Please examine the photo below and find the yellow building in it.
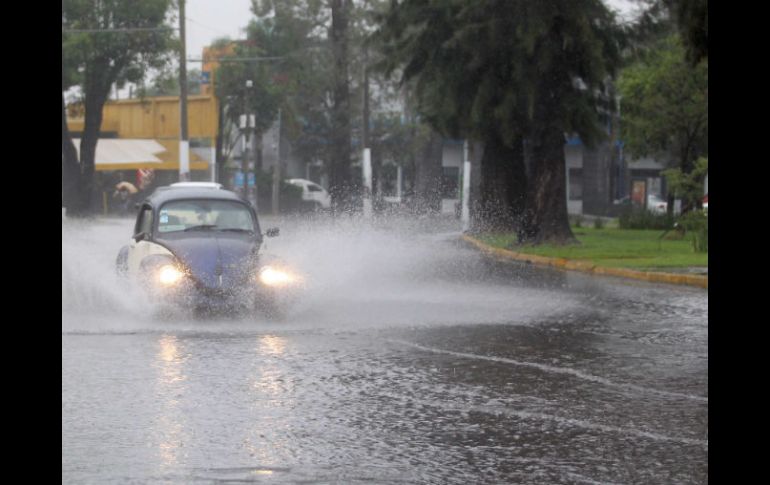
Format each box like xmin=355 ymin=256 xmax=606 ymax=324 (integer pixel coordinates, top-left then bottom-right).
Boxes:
xmin=66 ymin=94 xmax=218 ymax=173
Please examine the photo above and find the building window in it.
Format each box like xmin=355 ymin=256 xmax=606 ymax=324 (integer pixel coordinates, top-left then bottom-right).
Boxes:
xmin=569 ymin=168 xmax=583 ymax=200
xmin=441 ymin=167 xmax=460 ymax=198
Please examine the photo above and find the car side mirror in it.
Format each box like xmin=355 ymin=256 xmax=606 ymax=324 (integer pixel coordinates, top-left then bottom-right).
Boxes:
xmin=133 ymin=232 xmax=146 ymax=242
xmin=265 ymin=227 xmax=280 ymax=238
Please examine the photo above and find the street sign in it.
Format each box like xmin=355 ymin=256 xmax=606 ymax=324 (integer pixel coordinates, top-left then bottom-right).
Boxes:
xmin=239 ymin=114 xmax=256 ymax=129
xmin=234 ymin=172 xmax=255 ymax=187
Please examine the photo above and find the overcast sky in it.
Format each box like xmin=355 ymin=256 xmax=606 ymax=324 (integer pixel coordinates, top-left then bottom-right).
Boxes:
xmin=183 ymin=0 xmax=643 ymax=61
xmin=185 ymin=0 xmax=253 ymax=60
xmin=95 ymin=0 xmax=643 ymax=100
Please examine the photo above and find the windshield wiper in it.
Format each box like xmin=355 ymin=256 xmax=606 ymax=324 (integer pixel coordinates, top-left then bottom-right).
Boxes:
xmin=184 ymin=224 xmax=218 ymax=232
xmin=218 ymin=228 xmax=254 ymax=234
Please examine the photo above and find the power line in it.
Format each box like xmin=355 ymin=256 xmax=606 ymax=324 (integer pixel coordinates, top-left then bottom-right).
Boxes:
xmin=186 ymin=16 xmax=231 ymax=37
xmin=62 ymin=27 xmax=177 ymax=33
xmin=187 ymin=57 xmax=286 ymax=63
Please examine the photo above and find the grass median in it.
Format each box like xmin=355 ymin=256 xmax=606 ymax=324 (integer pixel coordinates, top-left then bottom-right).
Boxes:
xmin=477 ymin=226 xmax=708 ymax=271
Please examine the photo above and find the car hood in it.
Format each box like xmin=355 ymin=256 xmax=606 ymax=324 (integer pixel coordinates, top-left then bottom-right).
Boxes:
xmin=156 ymin=233 xmax=260 ymax=290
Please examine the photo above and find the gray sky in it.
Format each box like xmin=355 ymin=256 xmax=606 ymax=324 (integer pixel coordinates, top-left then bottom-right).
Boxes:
xmin=96 ymin=0 xmax=642 ymax=101
xmin=185 ymin=0 xmax=253 ymax=61
xmin=183 ymin=0 xmax=642 ymax=62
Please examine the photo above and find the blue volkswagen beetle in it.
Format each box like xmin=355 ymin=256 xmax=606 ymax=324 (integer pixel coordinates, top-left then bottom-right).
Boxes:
xmin=116 ymin=185 xmax=302 ymax=318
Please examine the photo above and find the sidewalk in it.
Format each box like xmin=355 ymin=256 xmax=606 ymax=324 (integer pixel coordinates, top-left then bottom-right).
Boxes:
xmin=461 ymin=234 xmax=708 ymax=289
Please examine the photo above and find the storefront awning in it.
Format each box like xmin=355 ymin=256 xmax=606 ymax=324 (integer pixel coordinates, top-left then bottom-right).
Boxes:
xmin=73 ymin=138 xmax=210 ymax=171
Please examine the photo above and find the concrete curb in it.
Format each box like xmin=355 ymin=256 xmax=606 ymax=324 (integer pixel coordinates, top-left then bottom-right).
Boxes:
xmin=461 ymin=234 xmax=708 ymax=289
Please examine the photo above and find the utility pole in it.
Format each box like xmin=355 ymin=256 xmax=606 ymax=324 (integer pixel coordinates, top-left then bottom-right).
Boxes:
xmin=243 ymin=80 xmax=254 ymax=207
xmin=362 ymin=46 xmax=370 ymax=151
xmin=362 ymin=45 xmax=372 ymax=218
xmin=462 ymin=140 xmax=471 ymax=232
xmin=272 ymin=108 xmax=282 ymax=215
xmin=362 ymin=148 xmax=372 ymax=218
xmin=178 ymin=0 xmax=190 ymax=181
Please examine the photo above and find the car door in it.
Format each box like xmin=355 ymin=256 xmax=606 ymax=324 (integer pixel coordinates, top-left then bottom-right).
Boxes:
xmin=127 ymin=204 xmax=172 ymax=277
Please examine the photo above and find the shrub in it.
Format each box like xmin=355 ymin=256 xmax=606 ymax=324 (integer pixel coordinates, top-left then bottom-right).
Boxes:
xmin=572 ymin=215 xmax=583 ymax=228
xmin=593 ymin=217 xmax=605 ymax=229
xmin=619 ymin=209 xmax=676 ymax=230
xmin=677 ymin=210 xmax=708 ymax=252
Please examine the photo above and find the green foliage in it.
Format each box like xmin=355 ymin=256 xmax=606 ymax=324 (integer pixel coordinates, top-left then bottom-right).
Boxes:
xmin=618 ymin=35 xmax=707 ymax=171
xmin=593 ymin=218 xmax=605 ymax=230
xmin=676 ymin=209 xmax=708 ymax=252
xmin=480 ymin=226 xmax=708 ymax=270
xmin=376 ymin=0 xmax=622 ymax=148
xmin=572 ymin=215 xmax=583 ymax=228
xmin=62 ymin=0 xmax=176 ymax=94
xmin=213 ymin=20 xmax=288 ymax=136
xmin=136 ymin=68 xmax=202 ymax=97
xmin=62 ymin=0 xmax=176 ymax=215
xmin=662 ymin=156 xmax=707 ymax=208
xmin=662 ymin=0 xmax=708 ymax=65
xmin=375 ymin=0 xmax=622 ymax=243
xmin=217 ymin=1 xmax=399 ymax=177
xmin=619 ymin=209 xmax=676 ymax=230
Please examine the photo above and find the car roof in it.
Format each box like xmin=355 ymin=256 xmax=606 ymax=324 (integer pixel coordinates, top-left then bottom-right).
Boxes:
xmin=169 ymin=182 xmax=223 ymax=189
xmin=145 ymin=186 xmax=248 ymax=208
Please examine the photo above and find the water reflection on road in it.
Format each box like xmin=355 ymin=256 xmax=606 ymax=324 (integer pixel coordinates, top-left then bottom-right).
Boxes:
xmin=62 ymin=215 xmax=707 ymax=484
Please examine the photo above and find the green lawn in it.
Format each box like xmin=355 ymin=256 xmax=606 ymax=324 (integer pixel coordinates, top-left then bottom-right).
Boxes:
xmin=478 ymin=227 xmax=708 ymax=270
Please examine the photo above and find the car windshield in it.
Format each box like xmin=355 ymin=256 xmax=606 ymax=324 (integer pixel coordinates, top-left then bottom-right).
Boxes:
xmin=157 ymin=200 xmax=254 ymax=234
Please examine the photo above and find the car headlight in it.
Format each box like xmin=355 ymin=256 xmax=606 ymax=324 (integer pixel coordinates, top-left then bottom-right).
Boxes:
xmin=258 ymin=266 xmax=301 ymax=287
xmin=158 ymin=264 xmax=184 ymax=286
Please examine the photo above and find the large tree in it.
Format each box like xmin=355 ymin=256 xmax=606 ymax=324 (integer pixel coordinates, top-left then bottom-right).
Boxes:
xmin=328 ymin=0 xmax=355 ymax=211
xmin=246 ymin=0 xmax=405 ymax=212
xmin=514 ymin=0 xmax=621 ymax=244
xmin=62 ymin=0 xmax=175 ymax=216
xmin=376 ymin=0 xmax=621 ymax=244
xmin=618 ymin=34 xmax=707 ymax=212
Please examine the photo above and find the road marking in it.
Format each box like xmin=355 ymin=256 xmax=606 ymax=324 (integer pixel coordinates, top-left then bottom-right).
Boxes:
xmin=390 ymin=340 xmax=708 ymax=403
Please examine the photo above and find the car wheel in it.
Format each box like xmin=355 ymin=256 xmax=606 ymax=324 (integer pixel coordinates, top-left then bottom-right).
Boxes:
xmin=116 ymin=246 xmax=129 ymax=278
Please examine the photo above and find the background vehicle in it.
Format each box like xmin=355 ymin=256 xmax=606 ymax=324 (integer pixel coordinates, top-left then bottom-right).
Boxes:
xmin=612 ymin=194 xmax=668 ymax=213
xmin=285 ymin=178 xmax=331 ymax=210
xmin=647 ymin=194 xmax=668 ymax=214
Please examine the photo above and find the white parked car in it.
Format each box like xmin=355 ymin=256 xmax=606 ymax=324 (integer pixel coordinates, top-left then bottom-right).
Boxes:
xmin=647 ymin=194 xmax=668 ymax=214
xmin=285 ymin=178 xmax=331 ymax=210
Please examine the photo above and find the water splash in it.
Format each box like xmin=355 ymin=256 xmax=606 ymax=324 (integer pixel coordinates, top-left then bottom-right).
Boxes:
xmin=62 ymin=214 xmax=578 ymax=333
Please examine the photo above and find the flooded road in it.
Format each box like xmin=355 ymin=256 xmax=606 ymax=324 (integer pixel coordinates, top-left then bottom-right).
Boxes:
xmin=62 ymin=215 xmax=707 ymax=484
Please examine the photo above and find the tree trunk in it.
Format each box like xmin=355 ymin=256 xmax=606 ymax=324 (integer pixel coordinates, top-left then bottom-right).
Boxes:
xmin=329 ymin=0 xmax=352 ymax=212
xmin=372 ymin=147 xmax=383 ymax=210
xmin=413 ymin=129 xmax=443 ymax=214
xmin=473 ymin=132 xmax=527 ymax=232
xmin=62 ymin=92 xmax=82 ymax=213
xmin=77 ymin=64 xmax=112 ymax=216
xmin=520 ymin=125 xmax=576 ymax=245
xmin=215 ymin=98 xmax=225 ymax=183
xmin=255 ymin=134 xmax=263 ymax=172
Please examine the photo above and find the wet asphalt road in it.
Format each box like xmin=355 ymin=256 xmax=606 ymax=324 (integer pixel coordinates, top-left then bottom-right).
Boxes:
xmin=62 ymin=215 xmax=707 ymax=484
